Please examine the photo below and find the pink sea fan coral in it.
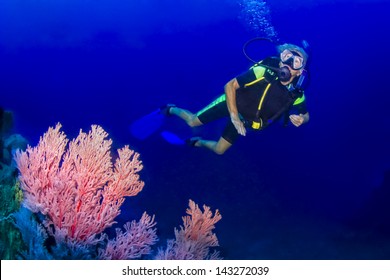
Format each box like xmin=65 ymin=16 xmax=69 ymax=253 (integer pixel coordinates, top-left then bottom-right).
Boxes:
xmin=156 ymin=199 xmax=222 ymax=260
xmin=98 ymin=212 xmax=158 ymax=260
xmin=14 ymin=123 xmax=145 ymax=245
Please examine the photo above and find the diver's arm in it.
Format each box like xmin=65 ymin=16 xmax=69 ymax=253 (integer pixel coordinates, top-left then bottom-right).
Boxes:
xmin=289 ymin=112 xmax=309 ymax=127
xmin=225 ymin=78 xmax=239 ymax=116
xmin=225 ymin=78 xmax=246 ymax=136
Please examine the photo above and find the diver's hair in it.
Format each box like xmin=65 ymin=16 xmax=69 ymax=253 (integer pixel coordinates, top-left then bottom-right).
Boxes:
xmin=277 ymin=43 xmax=309 ymax=66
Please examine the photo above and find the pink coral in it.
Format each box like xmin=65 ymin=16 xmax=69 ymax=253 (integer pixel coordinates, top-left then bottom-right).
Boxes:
xmin=98 ymin=212 xmax=158 ymax=260
xmin=156 ymin=199 xmax=222 ymax=260
xmin=14 ymin=123 xmax=146 ymax=245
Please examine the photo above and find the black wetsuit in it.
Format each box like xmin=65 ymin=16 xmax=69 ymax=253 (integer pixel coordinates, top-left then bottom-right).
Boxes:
xmin=196 ymin=57 xmax=308 ymax=144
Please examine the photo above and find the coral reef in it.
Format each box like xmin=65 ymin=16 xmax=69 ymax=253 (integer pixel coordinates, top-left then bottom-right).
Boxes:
xmin=156 ymin=199 xmax=222 ymax=260
xmin=1 ymin=122 xmax=222 ymax=260
xmin=0 ymin=108 xmax=27 ymax=259
xmin=0 ymin=179 xmax=24 ymax=260
xmin=13 ymin=123 xmax=157 ymax=259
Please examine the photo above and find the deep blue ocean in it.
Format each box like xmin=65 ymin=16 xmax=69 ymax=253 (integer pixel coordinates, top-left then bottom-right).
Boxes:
xmin=1 ymin=0 xmax=390 ymax=259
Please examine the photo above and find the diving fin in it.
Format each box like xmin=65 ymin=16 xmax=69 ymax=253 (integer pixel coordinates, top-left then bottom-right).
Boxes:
xmin=160 ymin=130 xmax=185 ymax=145
xmin=129 ymin=109 xmax=165 ymax=140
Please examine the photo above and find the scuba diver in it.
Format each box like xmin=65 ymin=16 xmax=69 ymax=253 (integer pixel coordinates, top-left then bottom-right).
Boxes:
xmin=161 ymin=42 xmax=310 ymax=155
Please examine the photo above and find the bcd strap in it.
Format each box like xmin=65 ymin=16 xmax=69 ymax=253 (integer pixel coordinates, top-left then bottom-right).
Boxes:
xmin=250 ymin=80 xmax=274 ymax=130
xmin=251 ymin=89 xmax=300 ymax=130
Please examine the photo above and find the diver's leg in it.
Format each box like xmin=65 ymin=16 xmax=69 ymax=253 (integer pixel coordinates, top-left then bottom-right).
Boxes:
xmin=169 ymin=107 xmax=203 ymax=127
xmin=195 ymin=137 xmax=232 ymax=155
xmin=192 ymin=121 xmax=237 ymax=155
xmin=168 ymin=94 xmax=227 ymax=128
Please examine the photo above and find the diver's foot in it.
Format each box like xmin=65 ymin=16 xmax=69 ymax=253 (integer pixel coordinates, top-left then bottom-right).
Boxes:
xmin=160 ymin=104 xmax=177 ymax=116
xmin=185 ymin=137 xmax=202 ymax=147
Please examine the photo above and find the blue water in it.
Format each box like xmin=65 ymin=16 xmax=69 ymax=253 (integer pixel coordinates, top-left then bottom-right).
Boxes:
xmin=1 ymin=0 xmax=390 ymax=259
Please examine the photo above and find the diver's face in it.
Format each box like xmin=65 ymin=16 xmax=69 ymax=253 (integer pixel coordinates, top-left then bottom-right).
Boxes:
xmin=286 ymin=64 xmax=302 ymax=77
xmin=280 ymin=49 xmax=304 ymax=70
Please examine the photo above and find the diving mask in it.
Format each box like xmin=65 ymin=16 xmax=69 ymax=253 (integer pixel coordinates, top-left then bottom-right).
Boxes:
xmin=280 ymin=49 xmax=304 ymax=70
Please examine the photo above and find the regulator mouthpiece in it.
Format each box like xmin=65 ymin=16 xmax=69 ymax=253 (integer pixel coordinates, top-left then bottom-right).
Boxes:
xmin=277 ymin=66 xmax=292 ymax=82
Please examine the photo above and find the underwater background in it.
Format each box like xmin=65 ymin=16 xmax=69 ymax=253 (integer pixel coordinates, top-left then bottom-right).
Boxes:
xmin=1 ymin=0 xmax=390 ymax=259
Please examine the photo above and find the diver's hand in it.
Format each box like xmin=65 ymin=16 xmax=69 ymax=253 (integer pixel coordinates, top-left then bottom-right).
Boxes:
xmin=289 ymin=114 xmax=305 ymax=127
xmin=230 ymin=113 xmax=246 ymax=136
